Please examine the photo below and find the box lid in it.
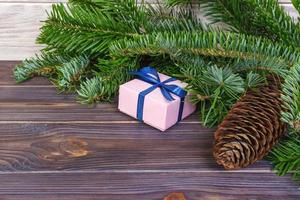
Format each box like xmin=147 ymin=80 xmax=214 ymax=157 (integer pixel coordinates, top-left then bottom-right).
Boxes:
xmin=121 ymin=73 xmax=188 ymax=105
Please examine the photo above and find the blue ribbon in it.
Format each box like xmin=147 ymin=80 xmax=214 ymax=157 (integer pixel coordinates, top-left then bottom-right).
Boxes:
xmin=129 ymin=67 xmax=187 ymax=122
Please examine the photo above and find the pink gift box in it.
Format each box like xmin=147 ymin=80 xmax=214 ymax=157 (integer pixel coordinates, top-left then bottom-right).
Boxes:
xmin=118 ymin=72 xmax=196 ymax=131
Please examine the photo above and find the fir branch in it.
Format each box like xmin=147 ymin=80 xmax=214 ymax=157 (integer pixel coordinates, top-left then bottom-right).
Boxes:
xmin=145 ymin=3 xmax=206 ymax=33
xmin=244 ymin=72 xmax=266 ymax=89
xmin=176 ymin=63 xmax=245 ymax=126
xmin=166 ymin=0 xmax=192 ymax=6
xmin=77 ymin=76 xmax=108 ymax=104
xmin=231 ymin=57 xmax=289 ymax=76
xmin=292 ymin=0 xmax=300 ymax=15
xmin=168 ymin=0 xmax=300 ymax=47
xmin=77 ymin=57 xmax=140 ymax=104
xmin=268 ymin=131 xmax=300 ymax=182
xmin=14 ymin=0 xmax=211 ymax=101
xmin=69 ymin=0 xmax=104 ymax=10
xmin=198 ymin=66 xmax=245 ymax=127
xmin=55 ymin=55 xmax=90 ymax=91
xmin=38 ymin=0 xmax=207 ymax=56
xmin=281 ymin=63 xmax=300 ymax=132
xmin=14 ymin=53 xmax=72 ymax=83
xmin=110 ymin=31 xmax=299 ymax=67
xmin=38 ymin=3 xmax=142 ymax=55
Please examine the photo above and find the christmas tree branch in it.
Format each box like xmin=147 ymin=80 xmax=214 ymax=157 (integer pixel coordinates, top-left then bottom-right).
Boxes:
xmin=168 ymin=0 xmax=300 ymax=47
xmin=110 ymin=31 xmax=299 ymax=67
xmin=292 ymin=0 xmax=300 ymax=16
xmin=14 ymin=53 xmax=73 ymax=83
xmin=281 ymin=63 xmax=300 ymax=132
xmin=269 ymin=131 xmax=300 ymax=182
xmin=77 ymin=57 xmax=140 ymax=104
xmin=55 ymin=55 xmax=90 ymax=91
xmin=38 ymin=3 xmax=142 ymax=55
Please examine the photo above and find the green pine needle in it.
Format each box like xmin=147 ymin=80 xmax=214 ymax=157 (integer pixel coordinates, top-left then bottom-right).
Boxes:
xmin=166 ymin=0 xmax=192 ymax=6
xmin=168 ymin=0 xmax=300 ymax=47
xmin=77 ymin=76 xmax=107 ymax=104
xmin=281 ymin=63 xmax=300 ymax=132
xmin=14 ymin=53 xmax=72 ymax=83
xmin=244 ymin=72 xmax=266 ymax=89
xmin=77 ymin=57 xmax=140 ymax=104
xmin=178 ymin=64 xmax=245 ymax=126
xmin=55 ymin=55 xmax=90 ymax=91
xmin=110 ymin=31 xmax=299 ymax=67
xmin=38 ymin=3 xmax=141 ymax=55
xmin=292 ymin=0 xmax=300 ymax=16
xmin=269 ymin=131 xmax=300 ymax=182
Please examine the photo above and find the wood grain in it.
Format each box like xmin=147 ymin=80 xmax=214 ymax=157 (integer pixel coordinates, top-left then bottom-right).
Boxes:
xmin=0 ymin=101 xmax=203 ymax=122
xmin=0 ymin=61 xmax=51 ymax=86
xmin=0 ymin=61 xmax=201 ymax=122
xmin=0 ymin=1 xmax=297 ymax=60
xmin=0 ymin=1 xmax=300 ymax=199
xmin=0 ymin=87 xmax=76 ymax=102
xmin=0 ymin=0 xmax=293 ymax=3
xmin=0 ymin=172 xmax=297 ymax=200
xmin=1 ymin=59 xmax=300 ymax=199
xmin=0 ymin=122 xmax=221 ymax=172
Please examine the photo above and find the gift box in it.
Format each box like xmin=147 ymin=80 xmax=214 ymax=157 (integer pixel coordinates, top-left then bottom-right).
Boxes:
xmin=118 ymin=67 xmax=196 ymax=131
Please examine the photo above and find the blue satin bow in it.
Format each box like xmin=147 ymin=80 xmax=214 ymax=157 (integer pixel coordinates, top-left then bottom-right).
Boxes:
xmin=129 ymin=67 xmax=187 ymax=122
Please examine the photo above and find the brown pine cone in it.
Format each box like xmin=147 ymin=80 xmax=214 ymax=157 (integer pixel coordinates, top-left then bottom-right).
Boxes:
xmin=213 ymin=75 xmax=287 ymax=170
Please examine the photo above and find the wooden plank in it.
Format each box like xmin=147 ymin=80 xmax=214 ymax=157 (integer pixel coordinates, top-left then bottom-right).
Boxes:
xmin=0 ymin=87 xmax=76 ymax=102
xmin=0 ymin=172 xmax=298 ymax=199
xmin=0 ymin=3 xmax=47 ymax=60
xmin=0 ymin=122 xmax=275 ymax=172
xmin=0 ymin=0 xmax=293 ymax=3
xmin=0 ymin=2 xmax=297 ymax=60
xmin=0 ymin=62 xmax=70 ymax=103
xmin=0 ymin=61 xmax=52 ymax=86
xmin=0 ymin=101 xmax=201 ymax=122
xmin=0 ymin=61 xmax=200 ymax=122
xmin=0 ymin=47 xmax=43 ymax=62
xmin=0 ymin=102 xmax=132 ymax=121
xmin=0 ymin=102 xmax=201 ymax=122
xmin=0 ymin=123 xmax=212 ymax=171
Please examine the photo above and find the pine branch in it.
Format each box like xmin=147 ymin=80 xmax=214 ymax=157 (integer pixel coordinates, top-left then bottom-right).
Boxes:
xmin=110 ymin=31 xmax=300 ymax=67
xmin=69 ymin=0 xmax=105 ymax=10
xmin=244 ymin=72 xmax=266 ymax=89
xmin=38 ymin=3 xmax=142 ymax=55
xmin=231 ymin=57 xmax=289 ymax=76
xmin=292 ymin=0 xmax=300 ymax=16
xmin=168 ymin=0 xmax=300 ymax=47
xmin=14 ymin=53 xmax=73 ymax=83
xmin=77 ymin=57 xmax=140 ymax=104
xmin=55 ymin=55 xmax=90 ymax=91
xmin=38 ymin=0 xmax=207 ymax=55
xmin=145 ymin=3 xmax=206 ymax=32
xmin=281 ymin=63 xmax=300 ymax=132
xmin=268 ymin=131 xmax=300 ymax=182
xmin=197 ymin=66 xmax=245 ymax=126
xmin=164 ymin=62 xmax=246 ymax=126
xmin=166 ymin=0 xmax=192 ymax=6
xmin=14 ymin=0 xmax=210 ymax=101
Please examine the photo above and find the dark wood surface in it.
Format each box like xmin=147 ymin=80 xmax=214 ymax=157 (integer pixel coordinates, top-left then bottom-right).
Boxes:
xmin=0 ymin=61 xmax=299 ymax=200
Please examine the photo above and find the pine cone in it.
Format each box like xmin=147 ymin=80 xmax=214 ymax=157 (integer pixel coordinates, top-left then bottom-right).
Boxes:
xmin=213 ymin=75 xmax=287 ymax=169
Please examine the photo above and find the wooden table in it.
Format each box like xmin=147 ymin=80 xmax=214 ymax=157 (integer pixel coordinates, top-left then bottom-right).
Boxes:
xmin=0 ymin=61 xmax=299 ymax=199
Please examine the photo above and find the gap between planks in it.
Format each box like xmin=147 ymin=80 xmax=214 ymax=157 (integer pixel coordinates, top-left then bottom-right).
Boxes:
xmin=0 ymin=121 xmax=201 ymax=124
xmin=0 ymin=0 xmax=292 ymax=4
xmin=0 ymin=85 xmax=55 ymax=88
xmin=0 ymin=169 xmax=276 ymax=174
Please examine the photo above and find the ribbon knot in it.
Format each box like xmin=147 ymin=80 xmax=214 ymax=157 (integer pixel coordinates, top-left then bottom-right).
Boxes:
xmin=129 ymin=67 xmax=187 ymax=122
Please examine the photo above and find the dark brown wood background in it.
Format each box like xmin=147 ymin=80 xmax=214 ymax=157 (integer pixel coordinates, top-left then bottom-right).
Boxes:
xmin=0 ymin=61 xmax=300 ymax=199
